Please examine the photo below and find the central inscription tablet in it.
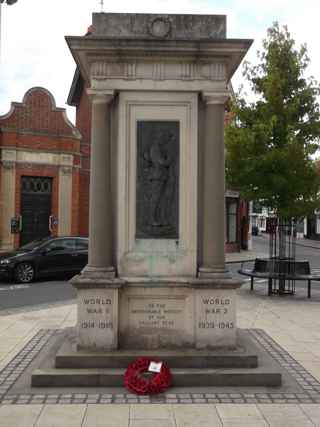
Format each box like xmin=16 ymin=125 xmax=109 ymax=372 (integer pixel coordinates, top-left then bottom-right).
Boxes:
xmin=129 ymin=298 xmax=185 ymax=330
xmin=136 ymin=121 xmax=179 ymax=239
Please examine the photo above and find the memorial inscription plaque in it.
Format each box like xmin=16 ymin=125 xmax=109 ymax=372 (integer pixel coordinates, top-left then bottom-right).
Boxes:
xmin=129 ymin=297 xmax=185 ymax=330
xmin=79 ymin=296 xmax=113 ymax=330
xmin=198 ymin=295 xmax=234 ymax=330
xmin=77 ymin=289 xmax=118 ymax=349
xmin=136 ymin=121 xmax=179 ymax=239
xmin=196 ymin=291 xmax=237 ymax=348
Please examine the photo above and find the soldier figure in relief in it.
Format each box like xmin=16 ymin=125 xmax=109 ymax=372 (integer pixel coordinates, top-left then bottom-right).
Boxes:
xmin=144 ymin=130 xmax=177 ymax=228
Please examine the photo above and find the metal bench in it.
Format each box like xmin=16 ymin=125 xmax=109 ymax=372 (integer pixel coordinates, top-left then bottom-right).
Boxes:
xmin=239 ymin=258 xmax=320 ymax=298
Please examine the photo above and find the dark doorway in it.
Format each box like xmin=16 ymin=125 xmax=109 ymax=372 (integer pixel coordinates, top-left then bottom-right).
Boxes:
xmin=306 ymin=216 xmax=315 ymax=239
xmin=20 ymin=176 xmax=52 ymax=246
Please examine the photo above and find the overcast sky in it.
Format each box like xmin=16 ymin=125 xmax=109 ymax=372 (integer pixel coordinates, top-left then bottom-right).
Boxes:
xmin=0 ymin=0 xmax=319 ymax=123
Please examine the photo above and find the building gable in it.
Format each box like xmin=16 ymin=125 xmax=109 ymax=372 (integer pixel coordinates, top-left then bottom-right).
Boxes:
xmin=0 ymin=87 xmax=80 ymax=139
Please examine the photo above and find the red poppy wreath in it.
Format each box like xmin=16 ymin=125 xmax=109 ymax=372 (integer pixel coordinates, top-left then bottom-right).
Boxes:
xmin=124 ymin=357 xmax=172 ymax=395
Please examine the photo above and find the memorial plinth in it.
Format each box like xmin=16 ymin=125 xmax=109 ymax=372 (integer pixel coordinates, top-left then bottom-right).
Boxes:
xmin=73 ymin=276 xmax=240 ymax=350
xmin=65 ymin=12 xmax=252 ymax=352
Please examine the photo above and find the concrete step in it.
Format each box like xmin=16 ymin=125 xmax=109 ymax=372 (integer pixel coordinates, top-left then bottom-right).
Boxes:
xmin=55 ymin=331 xmax=258 ymax=369
xmin=56 ymin=349 xmax=258 ymax=370
xmin=32 ymin=367 xmax=281 ymax=387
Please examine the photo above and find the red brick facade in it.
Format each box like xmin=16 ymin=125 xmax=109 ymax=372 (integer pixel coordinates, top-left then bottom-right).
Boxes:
xmin=74 ymin=85 xmax=91 ymax=237
xmin=0 ymin=87 xmax=88 ymax=249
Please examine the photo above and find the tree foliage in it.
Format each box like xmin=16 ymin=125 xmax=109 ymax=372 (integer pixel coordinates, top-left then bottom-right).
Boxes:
xmin=226 ymin=23 xmax=320 ymax=219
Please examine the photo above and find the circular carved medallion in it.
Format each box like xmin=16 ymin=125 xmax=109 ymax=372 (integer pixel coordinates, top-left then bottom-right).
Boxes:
xmin=149 ymin=18 xmax=171 ymax=38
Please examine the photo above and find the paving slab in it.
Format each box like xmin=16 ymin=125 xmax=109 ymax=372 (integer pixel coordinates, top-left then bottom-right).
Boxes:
xmin=130 ymin=404 xmax=173 ymax=419
xmin=35 ymin=404 xmax=86 ymax=427
xmin=0 ymin=404 xmax=43 ymax=427
xmin=173 ymin=404 xmax=222 ymax=427
xmin=216 ymin=403 xmax=265 ymax=420
xmin=257 ymin=403 xmax=316 ymax=427
xmin=300 ymin=404 xmax=320 ymax=425
xmin=82 ymin=404 xmax=129 ymax=427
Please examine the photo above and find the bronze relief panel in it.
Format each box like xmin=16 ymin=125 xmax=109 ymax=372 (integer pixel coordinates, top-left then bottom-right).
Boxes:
xmin=136 ymin=121 xmax=179 ymax=239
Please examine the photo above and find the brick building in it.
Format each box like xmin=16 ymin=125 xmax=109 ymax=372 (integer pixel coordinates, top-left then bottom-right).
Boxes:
xmin=0 ymin=87 xmax=89 ymax=251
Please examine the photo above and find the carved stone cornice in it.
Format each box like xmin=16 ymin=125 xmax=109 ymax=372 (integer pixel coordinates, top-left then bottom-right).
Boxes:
xmin=66 ymin=36 xmax=253 ymax=84
xmin=90 ymin=61 xmax=226 ymax=82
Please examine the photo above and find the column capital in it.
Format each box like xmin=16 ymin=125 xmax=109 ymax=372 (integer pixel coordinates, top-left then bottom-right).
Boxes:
xmin=1 ymin=160 xmax=15 ymax=170
xmin=86 ymin=89 xmax=115 ymax=105
xmin=202 ymin=91 xmax=230 ymax=105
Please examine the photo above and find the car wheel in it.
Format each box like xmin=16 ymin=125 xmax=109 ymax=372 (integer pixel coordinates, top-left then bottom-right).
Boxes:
xmin=14 ymin=263 xmax=35 ymax=283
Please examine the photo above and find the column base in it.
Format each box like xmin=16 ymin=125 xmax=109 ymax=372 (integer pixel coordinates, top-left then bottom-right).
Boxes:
xmin=81 ymin=265 xmax=116 ymax=279
xmin=198 ymin=266 xmax=232 ymax=280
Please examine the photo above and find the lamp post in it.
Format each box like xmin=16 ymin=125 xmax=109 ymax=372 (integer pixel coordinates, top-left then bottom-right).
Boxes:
xmin=0 ymin=0 xmax=18 ymax=59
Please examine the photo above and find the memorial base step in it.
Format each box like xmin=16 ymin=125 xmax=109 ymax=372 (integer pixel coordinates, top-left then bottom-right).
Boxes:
xmin=55 ymin=329 xmax=258 ymax=369
xmin=32 ymin=367 xmax=281 ymax=387
xmin=30 ymin=328 xmax=283 ymax=389
xmin=56 ymin=347 xmax=258 ymax=370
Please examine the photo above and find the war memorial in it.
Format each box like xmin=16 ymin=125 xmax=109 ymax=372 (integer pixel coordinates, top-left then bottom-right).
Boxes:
xmin=31 ymin=12 xmax=282 ymax=388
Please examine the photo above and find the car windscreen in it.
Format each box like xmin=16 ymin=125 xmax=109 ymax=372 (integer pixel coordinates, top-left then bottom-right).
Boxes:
xmin=19 ymin=237 xmax=51 ymax=251
xmin=76 ymin=239 xmax=88 ymax=250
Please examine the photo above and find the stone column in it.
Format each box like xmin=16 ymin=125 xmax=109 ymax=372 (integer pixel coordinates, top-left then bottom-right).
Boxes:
xmin=0 ymin=160 xmax=16 ymax=251
xmin=58 ymin=165 xmax=72 ymax=237
xmin=199 ymin=92 xmax=229 ymax=278
xmin=84 ymin=90 xmax=115 ymax=277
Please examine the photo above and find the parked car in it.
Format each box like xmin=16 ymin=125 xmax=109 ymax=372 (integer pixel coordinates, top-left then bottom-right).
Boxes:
xmin=0 ymin=236 xmax=88 ymax=283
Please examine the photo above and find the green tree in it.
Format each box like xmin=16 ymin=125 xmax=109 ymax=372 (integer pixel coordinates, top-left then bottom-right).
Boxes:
xmin=226 ymin=22 xmax=320 ymax=221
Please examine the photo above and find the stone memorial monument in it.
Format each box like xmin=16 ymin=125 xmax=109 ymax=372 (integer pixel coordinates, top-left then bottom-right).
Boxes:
xmin=65 ymin=12 xmax=253 ymax=352
xmin=32 ymin=13 xmax=282 ymax=388
xmin=63 ymin=13 xmax=251 ymax=350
